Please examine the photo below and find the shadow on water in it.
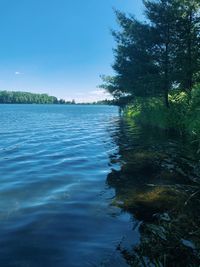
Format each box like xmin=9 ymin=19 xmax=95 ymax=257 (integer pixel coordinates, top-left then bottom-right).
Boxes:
xmin=106 ymin=117 xmax=200 ymax=267
xmin=1 ymin=105 xmax=200 ymax=267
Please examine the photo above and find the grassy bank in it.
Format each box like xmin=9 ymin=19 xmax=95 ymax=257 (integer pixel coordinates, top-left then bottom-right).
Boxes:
xmin=125 ymin=85 xmax=200 ymax=151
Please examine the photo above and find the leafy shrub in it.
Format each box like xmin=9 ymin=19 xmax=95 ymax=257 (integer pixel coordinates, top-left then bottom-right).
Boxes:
xmin=125 ymin=86 xmax=200 ymax=142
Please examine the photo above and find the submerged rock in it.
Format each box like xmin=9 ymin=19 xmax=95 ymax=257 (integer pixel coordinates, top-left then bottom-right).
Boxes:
xmin=115 ymin=186 xmax=185 ymax=221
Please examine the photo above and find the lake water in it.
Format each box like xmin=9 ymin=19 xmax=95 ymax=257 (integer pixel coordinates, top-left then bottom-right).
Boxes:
xmin=0 ymin=105 xmax=138 ymax=267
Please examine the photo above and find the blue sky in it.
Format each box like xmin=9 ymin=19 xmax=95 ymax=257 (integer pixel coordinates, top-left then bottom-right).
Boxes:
xmin=0 ymin=0 xmax=144 ymax=102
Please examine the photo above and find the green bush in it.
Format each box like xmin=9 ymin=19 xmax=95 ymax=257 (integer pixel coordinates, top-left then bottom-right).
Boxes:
xmin=125 ymin=85 xmax=200 ymax=141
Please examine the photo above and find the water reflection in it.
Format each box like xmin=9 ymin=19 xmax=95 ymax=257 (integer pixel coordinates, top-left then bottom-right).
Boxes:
xmin=0 ymin=105 xmax=134 ymax=267
xmin=0 ymin=104 xmax=200 ymax=267
xmin=107 ymin=117 xmax=200 ymax=266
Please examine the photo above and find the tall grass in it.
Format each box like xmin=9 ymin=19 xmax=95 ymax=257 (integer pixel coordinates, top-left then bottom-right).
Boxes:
xmin=125 ymin=84 xmax=200 ymax=141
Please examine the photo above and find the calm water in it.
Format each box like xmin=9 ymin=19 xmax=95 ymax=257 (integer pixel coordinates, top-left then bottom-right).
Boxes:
xmin=0 ymin=105 xmax=137 ymax=267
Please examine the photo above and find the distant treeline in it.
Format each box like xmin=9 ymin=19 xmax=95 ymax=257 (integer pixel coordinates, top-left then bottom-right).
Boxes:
xmin=0 ymin=90 xmax=74 ymax=104
xmin=0 ymin=90 xmax=114 ymax=105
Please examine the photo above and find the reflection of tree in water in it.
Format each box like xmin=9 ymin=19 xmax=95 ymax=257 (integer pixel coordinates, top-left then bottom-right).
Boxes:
xmin=107 ymin=118 xmax=200 ymax=266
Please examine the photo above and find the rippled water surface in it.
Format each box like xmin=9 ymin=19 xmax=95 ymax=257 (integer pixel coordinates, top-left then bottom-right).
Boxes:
xmin=0 ymin=105 xmax=136 ymax=267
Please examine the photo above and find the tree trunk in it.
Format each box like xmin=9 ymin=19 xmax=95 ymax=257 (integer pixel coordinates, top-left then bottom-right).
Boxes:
xmin=164 ymin=88 xmax=169 ymax=108
xmin=164 ymin=24 xmax=170 ymax=108
xmin=186 ymin=10 xmax=193 ymax=91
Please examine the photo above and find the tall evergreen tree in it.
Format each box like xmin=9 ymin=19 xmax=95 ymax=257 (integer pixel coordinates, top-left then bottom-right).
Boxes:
xmin=174 ymin=0 xmax=200 ymax=91
xmin=113 ymin=11 xmax=162 ymax=97
xmin=101 ymin=11 xmax=161 ymax=102
xmin=144 ymin=0 xmax=177 ymax=107
xmin=101 ymin=0 xmax=200 ymax=107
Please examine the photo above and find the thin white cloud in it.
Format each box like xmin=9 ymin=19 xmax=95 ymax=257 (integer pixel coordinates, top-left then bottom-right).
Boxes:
xmin=74 ymin=92 xmax=85 ymax=96
xmin=90 ymin=89 xmax=106 ymax=96
xmin=15 ymin=71 xmax=24 ymax=75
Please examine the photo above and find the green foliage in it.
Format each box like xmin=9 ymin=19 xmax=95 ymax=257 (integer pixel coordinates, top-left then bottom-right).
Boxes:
xmin=191 ymin=84 xmax=200 ymax=108
xmin=99 ymin=75 xmax=124 ymax=99
xmin=174 ymin=0 xmax=200 ymax=90
xmin=0 ymin=90 xmax=59 ymax=104
xmin=125 ymin=85 xmax=200 ymax=144
xmin=101 ymin=0 xmax=200 ymax=107
xmin=187 ymin=85 xmax=200 ymax=143
xmin=125 ymin=98 xmax=169 ymax=129
xmin=0 ymin=90 xmax=78 ymax=104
